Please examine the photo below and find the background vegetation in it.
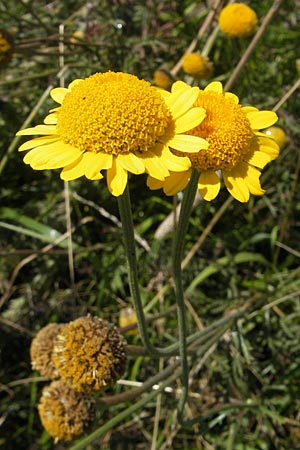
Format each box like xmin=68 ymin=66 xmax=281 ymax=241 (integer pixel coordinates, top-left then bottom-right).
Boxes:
xmin=0 ymin=0 xmax=299 ymax=449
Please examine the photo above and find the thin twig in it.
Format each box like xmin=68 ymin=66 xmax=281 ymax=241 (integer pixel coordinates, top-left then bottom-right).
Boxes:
xmin=224 ymin=0 xmax=283 ymax=91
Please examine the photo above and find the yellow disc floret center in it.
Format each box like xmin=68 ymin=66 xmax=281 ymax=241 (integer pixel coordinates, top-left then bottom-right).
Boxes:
xmin=56 ymin=72 xmax=171 ymax=155
xmin=186 ymin=90 xmax=253 ymax=171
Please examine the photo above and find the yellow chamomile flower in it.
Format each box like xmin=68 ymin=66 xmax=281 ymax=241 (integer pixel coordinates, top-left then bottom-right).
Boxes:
xmin=147 ymin=81 xmax=279 ymax=203
xmin=182 ymin=53 xmax=213 ymax=80
xmin=52 ymin=316 xmax=127 ymax=392
xmin=0 ymin=29 xmax=14 ymax=67
xmin=218 ymin=3 xmax=258 ymax=38
xmin=30 ymin=323 xmax=64 ymax=379
xmin=38 ymin=380 xmax=95 ymax=442
xmin=16 ymin=72 xmax=208 ymax=196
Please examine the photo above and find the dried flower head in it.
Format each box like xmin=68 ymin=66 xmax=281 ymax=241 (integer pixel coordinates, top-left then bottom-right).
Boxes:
xmin=0 ymin=29 xmax=14 ymax=67
xmin=52 ymin=316 xmax=127 ymax=392
xmin=218 ymin=3 xmax=258 ymax=38
xmin=38 ymin=380 xmax=95 ymax=442
xmin=30 ymin=323 xmax=64 ymax=379
xmin=16 ymin=71 xmax=208 ymax=196
xmin=148 ymin=81 xmax=279 ymax=202
xmin=182 ymin=53 xmax=213 ymax=80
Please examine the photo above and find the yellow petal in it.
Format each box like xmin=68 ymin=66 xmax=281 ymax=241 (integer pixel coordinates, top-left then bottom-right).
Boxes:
xmin=18 ymin=136 xmax=60 ymax=151
xmin=163 ymin=170 xmax=191 ymax=196
xmin=50 ymin=87 xmax=69 ymax=104
xmin=107 ymin=159 xmax=128 ymax=196
xmin=82 ymin=152 xmax=110 ymax=179
xmin=223 ymin=163 xmax=250 ymax=202
xmin=171 ymin=80 xmax=191 ymax=94
xmin=168 ymin=86 xmax=200 ymax=119
xmin=147 ymin=175 xmax=164 ymax=190
xmin=168 ymin=134 xmax=208 ymax=153
xmin=140 ymin=151 xmax=169 ymax=180
xmin=16 ymin=125 xmax=57 ymax=136
xmin=198 ymin=171 xmax=221 ymax=201
xmin=175 ymin=107 xmax=206 ymax=134
xmin=246 ymin=110 xmax=278 ymax=130
xmin=44 ymin=113 xmax=58 ymax=125
xmin=224 ymin=92 xmax=239 ymax=104
xmin=254 ymin=135 xmax=280 ymax=151
xmin=204 ymin=81 xmax=223 ymax=93
xmin=66 ymin=153 xmax=105 ymax=180
xmin=246 ymin=150 xmax=273 ymax=169
xmin=156 ymin=88 xmax=171 ymax=102
xmin=248 ymin=136 xmax=279 ymax=161
xmin=244 ymin=166 xmax=265 ymax=196
xmin=60 ymin=157 xmax=85 ymax=180
xmin=161 ymin=146 xmax=191 ymax=172
xmin=87 ymin=152 xmax=113 ymax=171
xmin=117 ymin=153 xmax=145 ymax=174
xmin=241 ymin=106 xmax=258 ymax=114
xmin=24 ymin=142 xmax=83 ymax=169
xmin=61 ymin=152 xmax=111 ymax=181
xmin=68 ymin=79 xmax=83 ymax=90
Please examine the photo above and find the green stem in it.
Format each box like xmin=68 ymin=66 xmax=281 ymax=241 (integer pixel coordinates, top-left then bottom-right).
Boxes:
xmin=117 ymin=186 xmax=177 ymax=357
xmin=69 ymin=369 xmax=181 ymax=450
xmin=171 ymin=168 xmax=199 ymax=421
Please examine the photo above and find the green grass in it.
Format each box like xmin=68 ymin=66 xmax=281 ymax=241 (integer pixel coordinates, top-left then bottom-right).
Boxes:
xmin=1 ymin=1 xmax=300 ymax=449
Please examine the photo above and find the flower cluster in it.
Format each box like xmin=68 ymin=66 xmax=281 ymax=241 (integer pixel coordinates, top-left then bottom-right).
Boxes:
xmin=31 ymin=316 xmax=127 ymax=441
xmin=17 ymin=71 xmax=279 ymax=203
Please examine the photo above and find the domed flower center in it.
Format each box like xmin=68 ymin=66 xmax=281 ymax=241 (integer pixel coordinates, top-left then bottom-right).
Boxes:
xmin=186 ymin=90 xmax=253 ymax=171
xmin=56 ymin=72 xmax=172 ymax=155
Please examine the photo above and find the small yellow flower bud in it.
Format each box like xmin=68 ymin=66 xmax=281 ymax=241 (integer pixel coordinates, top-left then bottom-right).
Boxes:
xmin=218 ymin=3 xmax=258 ymax=38
xmin=0 ymin=29 xmax=14 ymax=67
xmin=153 ymin=68 xmax=174 ymax=90
xmin=263 ymin=126 xmax=287 ymax=150
xmin=182 ymin=53 xmax=213 ymax=80
xmin=119 ymin=307 xmax=139 ymax=336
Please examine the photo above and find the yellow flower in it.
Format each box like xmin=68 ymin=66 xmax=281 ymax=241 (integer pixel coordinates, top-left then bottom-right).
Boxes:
xmin=182 ymin=53 xmax=213 ymax=80
xmin=38 ymin=380 xmax=95 ymax=442
xmin=16 ymin=72 xmax=208 ymax=196
xmin=153 ymin=68 xmax=174 ymax=90
xmin=30 ymin=323 xmax=64 ymax=379
xmin=0 ymin=29 xmax=14 ymax=67
xmin=147 ymin=81 xmax=279 ymax=203
xmin=52 ymin=316 xmax=127 ymax=392
xmin=218 ymin=3 xmax=258 ymax=38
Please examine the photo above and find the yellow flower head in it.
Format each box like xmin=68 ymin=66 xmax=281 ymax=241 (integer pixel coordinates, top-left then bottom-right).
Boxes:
xmin=0 ymin=29 xmax=14 ymax=67
xmin=218 ymin=3 xmax=258 ymax=38
xmin=52 ymin=315 xmax=127 ymax=392
xmin=16 ymin=71 xmax=208 ymax=196
xmin=147 ymin=81 xmax=279 ymax=203
xmin=182 ymin=53 xmax=213 ymax=80
xmin=30 ymin=323 xmax=64 ymax=379
xmin=153 ymin=68 xmax=174 ymax=90
xmin=38 ymin=380 xmax=95 ymax=442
